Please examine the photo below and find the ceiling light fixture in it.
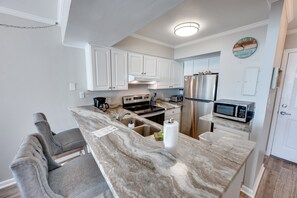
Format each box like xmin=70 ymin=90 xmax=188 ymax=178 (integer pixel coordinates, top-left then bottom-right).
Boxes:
xmin=174 ymin=22 xmax=200 ymax=37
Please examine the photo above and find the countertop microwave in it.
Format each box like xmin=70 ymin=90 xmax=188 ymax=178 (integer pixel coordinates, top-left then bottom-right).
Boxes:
xmin=213 ymin=99 xmax=255 ymax=123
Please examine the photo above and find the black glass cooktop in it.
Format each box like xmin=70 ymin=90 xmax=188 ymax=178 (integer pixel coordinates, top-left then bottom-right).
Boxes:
xmin=124 ymin=105 xmax=164 ymax=115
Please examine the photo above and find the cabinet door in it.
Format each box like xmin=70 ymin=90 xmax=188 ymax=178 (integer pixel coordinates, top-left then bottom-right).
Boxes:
xmin=156 ymin=58 xmax=171 ymax=88
xmin=171 ymin=61 xmax=184 ymax=88
xmin=128 ymin=53 xmax=143 ymax=76
xmin=88 ymin=47 xmax=111 ymax=91
xmin=193 ymin=58 xmax=209 ymax=74
xmin=208 ymin=56 xmax=220 ymax=73
xmin=144 ymin=55 xmax=157 ymax=77
xmin=111 ymin=49 xmax=128 ymax=90
xmin=184 ymin=60 xmax=194 ymax=75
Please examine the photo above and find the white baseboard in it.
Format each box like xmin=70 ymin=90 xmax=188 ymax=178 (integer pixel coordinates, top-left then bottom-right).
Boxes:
xmin=253 ymin=164 xmax=265 ymax=196
xmin=0 ymin=178 xmax=16 ymax=189
xmin=241 ymin=163 xmax=265 ymax=198
xmin=241 ymin=185 xmax=254 ymax=198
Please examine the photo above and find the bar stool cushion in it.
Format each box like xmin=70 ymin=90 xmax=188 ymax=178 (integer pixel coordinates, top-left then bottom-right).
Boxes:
xmin=10 ymin=134 xmax=112 ymax=198
xmin=53 ymin=128 xmax=86 ymax=154
xmin=49 ymin=154 xmax=110 ymax=198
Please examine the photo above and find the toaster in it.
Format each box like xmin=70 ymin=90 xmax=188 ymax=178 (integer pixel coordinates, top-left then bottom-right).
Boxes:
xmin=170 ymin=95 xmax=183 ymax=102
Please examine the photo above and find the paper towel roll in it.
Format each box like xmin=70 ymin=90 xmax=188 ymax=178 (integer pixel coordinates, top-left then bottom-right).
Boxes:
xmin=163 ymin=119 xmax=179 ymax=154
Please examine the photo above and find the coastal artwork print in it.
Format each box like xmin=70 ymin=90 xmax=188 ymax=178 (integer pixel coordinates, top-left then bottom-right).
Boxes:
xmin=232 ymin=37 xmax=258 ymax=59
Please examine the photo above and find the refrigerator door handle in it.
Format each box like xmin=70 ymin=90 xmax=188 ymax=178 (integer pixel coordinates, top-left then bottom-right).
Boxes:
xmin=184 ymin=97 xmax=213 ymax=103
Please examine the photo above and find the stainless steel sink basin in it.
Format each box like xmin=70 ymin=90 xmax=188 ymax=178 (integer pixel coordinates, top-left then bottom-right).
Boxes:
xmin=120 ymin=118 xmax=144 ymax=127
xmin=133 ymin=125 xmax=161 ymax=137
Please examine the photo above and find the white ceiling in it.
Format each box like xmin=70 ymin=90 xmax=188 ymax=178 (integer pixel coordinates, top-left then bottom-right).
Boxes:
xmin=0 ymin=0 xmax=59 ymax=23
xmin=0 ymin=0 xmax=296 ymax=48
xmin=134 ymin=0 xmax=270 ymax=47
xmin=63 ymin=0 xmax=183 ymax=47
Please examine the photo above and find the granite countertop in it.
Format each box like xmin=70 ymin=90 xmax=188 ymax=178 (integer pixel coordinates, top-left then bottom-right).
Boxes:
xmin=70 ymin=106 xmax=255 ymax=198
xmin=155 ymin=100 xmax=183 ymax=110
xmin=199 ymin=114 xmax=252 ymax=133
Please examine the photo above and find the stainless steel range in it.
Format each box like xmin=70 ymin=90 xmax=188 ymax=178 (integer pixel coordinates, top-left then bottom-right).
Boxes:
xmin=122 ymin=94 xmax=165 ymax=125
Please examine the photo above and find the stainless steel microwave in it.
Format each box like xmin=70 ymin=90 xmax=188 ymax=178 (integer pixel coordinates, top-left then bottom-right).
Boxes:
xmin=213 ymin=99 xmax=255 ymax=122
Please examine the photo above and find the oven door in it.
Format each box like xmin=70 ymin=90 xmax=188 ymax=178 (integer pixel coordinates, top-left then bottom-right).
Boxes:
xmin=140 ymin=111 xmax=165 ymax=125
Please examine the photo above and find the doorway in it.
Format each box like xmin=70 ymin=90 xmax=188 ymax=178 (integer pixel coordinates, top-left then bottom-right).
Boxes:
xmin=271 ymin=49 xmax=297 ymax=163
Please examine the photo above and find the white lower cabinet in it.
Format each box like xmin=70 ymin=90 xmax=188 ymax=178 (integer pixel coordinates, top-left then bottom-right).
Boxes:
xmin=149 ymin=59 xmax=183 ymax=89
xmin=85 ymin=45 xmax=128 ymax=91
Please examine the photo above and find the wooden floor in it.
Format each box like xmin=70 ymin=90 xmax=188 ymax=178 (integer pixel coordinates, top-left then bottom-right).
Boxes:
xmin=0 ymin=184 xmax=19 ymax=198
xmin=254 ymin=156 xmax=297 ymax=198
xmin=0 ymin=156 xmax=296 ymax=198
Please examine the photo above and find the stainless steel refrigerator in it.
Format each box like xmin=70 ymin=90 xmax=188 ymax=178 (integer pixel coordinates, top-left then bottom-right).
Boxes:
xmin=180 ymin=74 xmax=218 ymax=139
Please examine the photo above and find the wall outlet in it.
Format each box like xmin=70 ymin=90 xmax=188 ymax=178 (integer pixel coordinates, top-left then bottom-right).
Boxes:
xmin=79 ymin=91 xmax=85 ymax=99
xmin=106 ymin=97 xmax=111 ymax=104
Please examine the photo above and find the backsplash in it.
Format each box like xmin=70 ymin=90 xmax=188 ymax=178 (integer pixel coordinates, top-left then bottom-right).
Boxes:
xmin=82 ymin=84 xmax=179 ymax=105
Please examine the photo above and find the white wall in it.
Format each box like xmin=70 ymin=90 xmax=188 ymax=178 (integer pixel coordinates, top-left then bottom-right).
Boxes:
xmin=0 ymin=14 xmax=177 ymax=182
xmin=285 ymin=33 xmax=297 ymax=49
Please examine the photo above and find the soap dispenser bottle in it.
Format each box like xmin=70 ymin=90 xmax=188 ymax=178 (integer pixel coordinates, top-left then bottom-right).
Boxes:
xmin=128 ymin=120 xmax=135 ymax=129
xmin=151 ymin=93 xmax=156 ymax=107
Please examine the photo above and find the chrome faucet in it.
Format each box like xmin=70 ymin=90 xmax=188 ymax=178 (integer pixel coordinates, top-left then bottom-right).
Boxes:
xmin=116 ymin=110 xmax=131 ymax=121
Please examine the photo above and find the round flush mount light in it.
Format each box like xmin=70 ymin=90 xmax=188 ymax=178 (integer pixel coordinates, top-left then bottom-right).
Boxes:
xmin=174 ymin=22 xmax=200 ymax=37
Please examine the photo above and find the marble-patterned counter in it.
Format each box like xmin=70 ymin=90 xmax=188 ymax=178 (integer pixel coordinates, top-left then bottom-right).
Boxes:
xmin=200 ymin=114 xmax=252 ymax=133
xmin=70 ymin=106 xmax=255 ymax=198
xmin=155 ymin=100 xmax=182 ymax=110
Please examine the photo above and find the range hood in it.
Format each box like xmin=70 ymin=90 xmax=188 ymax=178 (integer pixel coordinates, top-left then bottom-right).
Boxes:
xmin=128 ymin=75 xmax=160 ymax=84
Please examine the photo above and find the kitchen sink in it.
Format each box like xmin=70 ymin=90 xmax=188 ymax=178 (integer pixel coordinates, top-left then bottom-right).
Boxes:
xmin=133 ymin=125 xmax=161 ymax=137
xmin=120 ymin=118 xmax=144 ymax=127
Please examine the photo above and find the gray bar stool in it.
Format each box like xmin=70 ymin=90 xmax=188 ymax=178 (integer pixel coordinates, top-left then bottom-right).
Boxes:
xmin=33 ymin=112 xmax=87 ymax=159
xmin=10 ymin=133 xmax=112 ymax=198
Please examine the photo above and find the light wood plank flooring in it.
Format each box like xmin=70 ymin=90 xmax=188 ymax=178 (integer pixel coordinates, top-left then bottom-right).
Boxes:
xmin=1 ymin=156 xmax=296 ymax=198
xmin=0 ymin=184 xmax=19 ymax=198
xmin=255 ymin=155 xmax=297 ymax=198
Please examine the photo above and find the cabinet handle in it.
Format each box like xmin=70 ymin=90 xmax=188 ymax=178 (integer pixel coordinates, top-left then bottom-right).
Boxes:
xmin=113 ymin=87 xmax=115 ymax=89
xmin=143 ymin=73 xmax=146 ymax=75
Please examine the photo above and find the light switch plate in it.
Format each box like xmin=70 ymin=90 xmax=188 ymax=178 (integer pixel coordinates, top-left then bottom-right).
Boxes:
xmin=69 ymin=83 xmax=76 ymax=91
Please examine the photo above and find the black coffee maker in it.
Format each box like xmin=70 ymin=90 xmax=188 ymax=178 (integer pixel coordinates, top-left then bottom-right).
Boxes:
xmin=93 ymin=97 xmax=109 ymax=112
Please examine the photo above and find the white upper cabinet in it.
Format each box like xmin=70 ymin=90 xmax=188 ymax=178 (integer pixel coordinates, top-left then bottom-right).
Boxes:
xmin=149 ymin=59 xmax=183 ymax=89
xmin=185 ymin=55 xmax=220 ymax=75
xmin=128 ymin=53 xmax=158 ymax=77
xmin=128 ymin=53 xmax=143 ymax=76
xmin=156 ymin=58 xmax=171 ymax=88
xmin=143 ymin=55 xmax=157 ymax=77
xmin=86 ymin=46 xmax=111 ymax=91
xmin=111 ymin=49 xmax=128 ymax=90
xmin=193 ymin=59 xmax=209 ymax=74
xmin=184 ymin=60 xmax=194 ymax=76
xmin=171 ymin=61 xmax=184 ymax=88
xmin=208 ymin=56 xmax=220 ymax=73
xmin=85 ymin=45 xmax=128 ymax=91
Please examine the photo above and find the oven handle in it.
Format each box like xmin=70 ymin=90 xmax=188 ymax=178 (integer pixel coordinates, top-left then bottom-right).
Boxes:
xmin=140 ymin=111 xmax=165 ymax=118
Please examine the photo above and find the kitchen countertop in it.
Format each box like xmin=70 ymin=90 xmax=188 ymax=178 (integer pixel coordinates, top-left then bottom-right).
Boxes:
xmin=155 ymin=100 xmax=183 ymax=110
xmin=70 ymin=106 xmax=255 ymax=198
xmin=199 ymin=114 xmax=252 ymax=133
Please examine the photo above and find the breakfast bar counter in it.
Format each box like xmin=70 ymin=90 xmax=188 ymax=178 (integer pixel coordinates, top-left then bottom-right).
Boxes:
xmin=70 ymin=106 xmax=255 ymax=198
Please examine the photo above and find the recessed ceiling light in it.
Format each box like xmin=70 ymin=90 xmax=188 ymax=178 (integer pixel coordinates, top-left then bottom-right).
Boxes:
xmin=174 ymin=22 xmax=200 ymax=37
